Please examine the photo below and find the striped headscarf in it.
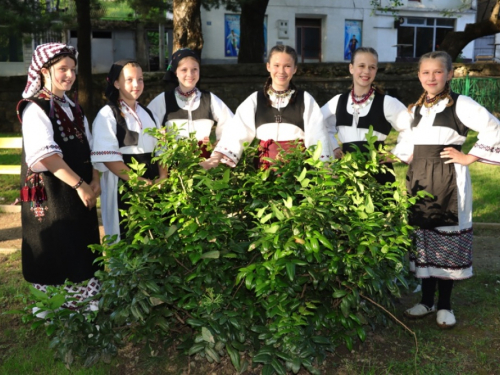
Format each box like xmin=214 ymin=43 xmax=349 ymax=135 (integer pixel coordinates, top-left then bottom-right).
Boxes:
xmin=23 ymin=43 xmax=78 ymax=99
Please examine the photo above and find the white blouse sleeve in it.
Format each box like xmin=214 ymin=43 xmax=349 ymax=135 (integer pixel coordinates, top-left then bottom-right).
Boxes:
xmin=383 ymin=95 xmax=412 ymax=132
xmin=90 ymin=105 xmax=123 ymax=172
xmin=320 ymin=94 xmax=341 ymax=151
xmin=303 ymin=91 xmax=333 ymax=160
xmin=391 ymin=107 xmax=415 ymax=164
xmin=22 ymin=102 xmax=62 ymax=172
xmin=210 ymin=93 xmax=235 ymax=141
xmin=213 ymin=92 xmax=258 ymax=163
xmin=147 ymin=92 xmax=167 ymax=127
xmin=84 ymin=116 xmax=94 ymax=151
xmin=456 ymin=95 xmax=500 ymax=165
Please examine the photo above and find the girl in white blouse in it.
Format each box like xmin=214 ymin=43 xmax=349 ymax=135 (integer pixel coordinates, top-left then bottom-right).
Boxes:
xmin=91 ymin=60 xmax=167 ymax=240
xmin=148 ymin=48 xmax=234 ymax=159
xmin=201 ymin=45 xmax=332 ymax=170
xmin=394 ymin=51 xmax=500 ymax=328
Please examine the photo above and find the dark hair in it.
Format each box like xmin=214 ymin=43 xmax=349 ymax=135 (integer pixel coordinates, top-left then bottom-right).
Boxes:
xmin=163 ymin=48 xmax=200 ymax=85
xmin=267 ymin=44 xmax=298 ymax=65
xmin=264 ymin=45 xmax=299 ymax=105
xmin=105 ymin=60 xmax=141 ymax=103
xmin=409 ymin=51 xmax=454 ymax=112
xmin=105 ymin=60 xmax=142 ymax=122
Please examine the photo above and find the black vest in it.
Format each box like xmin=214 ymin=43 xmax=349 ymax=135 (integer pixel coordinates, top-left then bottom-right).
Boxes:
xmin=335 ymin=91 xmax=392 ymax=135
xmin=163 ymin=89 xmax=214 ymax=126
xmin=411 ymin=92 xmax=468 ymax=137
xmin=106 ymin=102 xmax=156 ymax=148
xmin=255 ymin=90 xmax=305 ymax=131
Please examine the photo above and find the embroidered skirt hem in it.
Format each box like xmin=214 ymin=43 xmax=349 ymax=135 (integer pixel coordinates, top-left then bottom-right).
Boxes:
xmin=409 ymin=227 xmax=473 ymax=280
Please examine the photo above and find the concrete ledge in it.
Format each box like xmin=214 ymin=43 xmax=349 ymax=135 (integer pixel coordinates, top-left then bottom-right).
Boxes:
xmin=0 ymin=248 xmax=19 ymax=254
xmin=0 ymin=205 xmax=21 ymax=213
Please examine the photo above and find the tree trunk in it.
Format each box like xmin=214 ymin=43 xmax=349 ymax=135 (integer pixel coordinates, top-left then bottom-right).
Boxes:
xmin=74 ymin=0 xmax=93 ymax=119
xmin=238 ymin=0 xmax=269 ymax=63
xmin=135 ymin=21 xmax=150 ymax=71
xmin=439 ymin=1 xmax=500 ymax=60
xmin=172 ymin=0 xmax=203 ymax=56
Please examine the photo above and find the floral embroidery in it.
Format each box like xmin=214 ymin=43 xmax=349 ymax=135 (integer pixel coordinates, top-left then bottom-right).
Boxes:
xmin=33 ymin=144 xmax=61 ymax=155
xmin=472 ymin=143 xmax=500 ymax=153
xmin=91 ymin=150 xmax=122 ymax=156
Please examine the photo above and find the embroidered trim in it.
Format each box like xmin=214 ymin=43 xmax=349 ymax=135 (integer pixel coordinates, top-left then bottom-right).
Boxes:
xmin=219 ymin=148 xmax=239 ymax=161
xmin=91 ymin=150 xmax=122 ymax=156
xmin=31 ymin=145 xmax=62 ymax=163
xmin=410 ymin=227 xmax=473 ymax=270
xmin=472 ymin=143 xmax=500 ymax=154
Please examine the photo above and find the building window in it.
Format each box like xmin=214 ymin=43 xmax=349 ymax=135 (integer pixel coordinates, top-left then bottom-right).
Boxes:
xmin=397 ymin=17 xmax=454 ymax=60
xmin=296 ymin=18 xmax=322 ymax=63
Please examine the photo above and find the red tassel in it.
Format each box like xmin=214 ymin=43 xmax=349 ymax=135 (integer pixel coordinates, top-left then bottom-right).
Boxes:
xmin=30 ymin=187 xmax=38 ymax=200
xmin=20 ymin=186 xmax=30 ymax=202
xmin=36 ymin=186 xmax=47 ymax=201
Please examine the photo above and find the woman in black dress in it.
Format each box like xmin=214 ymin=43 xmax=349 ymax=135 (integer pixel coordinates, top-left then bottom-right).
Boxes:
xmin=17 ymin=43 xmax=102 ymax=316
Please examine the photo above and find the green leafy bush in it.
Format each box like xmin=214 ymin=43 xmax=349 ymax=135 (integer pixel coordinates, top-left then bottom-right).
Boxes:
xmin=14 ymin=127 xmax=417 ymax=373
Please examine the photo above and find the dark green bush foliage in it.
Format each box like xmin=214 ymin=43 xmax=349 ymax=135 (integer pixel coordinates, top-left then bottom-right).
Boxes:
xmin=14 ymin=127 xmax=418 ymax=373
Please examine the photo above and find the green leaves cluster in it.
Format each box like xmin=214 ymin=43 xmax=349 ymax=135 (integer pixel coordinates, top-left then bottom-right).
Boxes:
xmin=18 ymin=126 xmax=415 ymax=372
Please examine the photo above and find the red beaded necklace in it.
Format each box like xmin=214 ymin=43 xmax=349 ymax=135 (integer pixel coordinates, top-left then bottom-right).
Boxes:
xmin=175 ymin=86 xmax=197 ymax=98
xmin=351 ymin=85 xmax=375 ymax=105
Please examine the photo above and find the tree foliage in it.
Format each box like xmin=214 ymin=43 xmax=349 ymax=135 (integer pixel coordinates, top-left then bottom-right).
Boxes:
xmin=15 ymin=127 xmax=421 ymax=373
xmin=0 ymin=0 xmax=67 ymax=36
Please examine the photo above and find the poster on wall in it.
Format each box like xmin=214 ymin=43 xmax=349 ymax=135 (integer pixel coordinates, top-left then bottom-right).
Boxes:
xmin=225 ymin=14 xmax=268 ymax=58
xmin=344 ymin=20 xmax=362 ymax=61
xmin=225 ymin=14 xmax=241 ymax=57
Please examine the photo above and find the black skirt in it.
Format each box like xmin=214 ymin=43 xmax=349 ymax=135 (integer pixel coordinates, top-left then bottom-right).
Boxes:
xmin=406 ymin=144 xmax=461 ymax=229
xmin=21 ymin=107 xmax=102 ymax=285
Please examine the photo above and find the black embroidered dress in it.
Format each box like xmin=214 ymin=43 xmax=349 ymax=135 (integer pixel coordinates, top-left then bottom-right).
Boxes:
xmin=18 ymin=94 xmax=101 ymax=285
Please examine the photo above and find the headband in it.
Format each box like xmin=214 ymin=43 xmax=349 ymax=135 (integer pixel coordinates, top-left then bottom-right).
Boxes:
xmin=105 ymin=59 xmax=139 ymax=101
xmin=163 ymin=48 xmax=200 ymax=82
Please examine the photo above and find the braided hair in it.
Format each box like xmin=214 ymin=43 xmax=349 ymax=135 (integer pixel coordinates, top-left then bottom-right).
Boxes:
xmin=408 ymin=51 xmax=454 ymax=113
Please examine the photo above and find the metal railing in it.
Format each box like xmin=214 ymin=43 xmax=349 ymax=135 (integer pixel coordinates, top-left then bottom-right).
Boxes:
xmin=451 ymin=75 xmax=500 ymax=115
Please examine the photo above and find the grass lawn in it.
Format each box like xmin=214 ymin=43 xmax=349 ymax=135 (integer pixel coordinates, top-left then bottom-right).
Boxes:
xmin=1 ymin=250 xmax=500 ymax=374
xmin=0 ymin=133 xmax=22 ymax=205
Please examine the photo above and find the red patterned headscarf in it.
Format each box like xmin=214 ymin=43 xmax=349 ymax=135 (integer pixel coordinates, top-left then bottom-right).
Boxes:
xmin=23 ymin=43 xmax=78 ymax=99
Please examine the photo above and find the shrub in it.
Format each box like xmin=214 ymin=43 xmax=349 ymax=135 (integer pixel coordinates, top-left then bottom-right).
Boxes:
xmin=14 ymin=127 xmax=417 ymax=373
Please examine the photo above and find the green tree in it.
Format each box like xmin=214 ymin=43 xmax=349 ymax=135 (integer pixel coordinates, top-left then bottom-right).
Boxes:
xmin=118 ymin=0 xmax=170 ymax=69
